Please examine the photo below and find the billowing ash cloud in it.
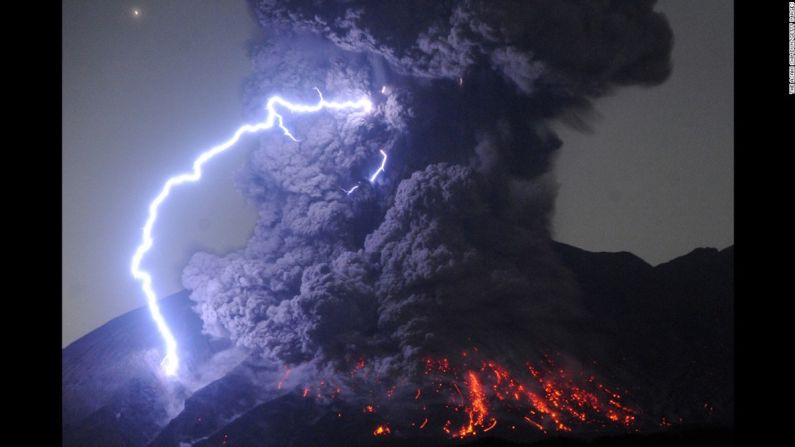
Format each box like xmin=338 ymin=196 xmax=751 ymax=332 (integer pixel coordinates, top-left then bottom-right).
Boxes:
xmin=183 ymin=0 xmax=672 ymax=387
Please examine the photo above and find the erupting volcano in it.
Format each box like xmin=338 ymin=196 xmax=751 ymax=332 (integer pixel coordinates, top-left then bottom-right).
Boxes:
xmin=63 ymin=1 xmax=733 ymax=446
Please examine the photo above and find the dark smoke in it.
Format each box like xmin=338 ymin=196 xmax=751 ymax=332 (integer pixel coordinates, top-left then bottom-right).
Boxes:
xmin=183 ymin=0 xmax=672 ymax=398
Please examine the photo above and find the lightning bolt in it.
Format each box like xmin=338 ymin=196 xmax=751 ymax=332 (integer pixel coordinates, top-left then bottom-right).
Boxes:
xmin=340 ymin=148 xmax=388 ymax=195
xmin=131 ymin=89 xmax=372 ymax=377
xmin=340 ymin=149 xmax=387 ymax=196
xmin=340 ymin=184 xmax=360 ymax=195
xmin=369 ymin=149 xmax=388 ymax=183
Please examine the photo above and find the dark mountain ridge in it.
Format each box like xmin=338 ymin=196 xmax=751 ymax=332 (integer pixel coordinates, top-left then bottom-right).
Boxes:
xmin=63 ymin=243 xmax=733 ymax=446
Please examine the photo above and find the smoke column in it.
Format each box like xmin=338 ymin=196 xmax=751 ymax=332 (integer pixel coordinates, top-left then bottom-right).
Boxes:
xmin=179 ymin=0 xmax=676 ymax=439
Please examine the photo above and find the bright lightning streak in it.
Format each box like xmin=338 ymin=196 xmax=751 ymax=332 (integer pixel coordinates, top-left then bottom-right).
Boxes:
xmin=340 ymin=148 xmax=388 ymax=195
xmin=369 ymin=149 xmax=388 ymax=183
xmin=131 ymin=89 xmax=372 ymax=377
xmin=340 ymin=184 xmax=360 ymax=195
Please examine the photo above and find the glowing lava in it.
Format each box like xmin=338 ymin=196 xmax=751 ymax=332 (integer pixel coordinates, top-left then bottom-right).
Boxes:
xmin=453 ymin=371 xmax=493 ymax=438
xmin=417 ymin=352 xmax=639 ymax=438
xmin=372 ymin=425 xmax=391 ymax=436
xmin=297 ymin=350 xmax=643 ymax=441
xmin=131 ymin=89 xmax=372 ymax=376
xmin=454 ymin=354 xmax=632 ymax=436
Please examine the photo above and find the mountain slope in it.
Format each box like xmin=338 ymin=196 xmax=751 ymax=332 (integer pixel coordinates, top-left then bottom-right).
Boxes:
xmin=62 ymin=244 xmax=734 ymax=446
xmin=62 ymin=290 xmax=229 ymax=446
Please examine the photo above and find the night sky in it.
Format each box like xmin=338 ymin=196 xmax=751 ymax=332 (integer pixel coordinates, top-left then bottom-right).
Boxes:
xmin=62 ymin=0 xmax=733 ymax=347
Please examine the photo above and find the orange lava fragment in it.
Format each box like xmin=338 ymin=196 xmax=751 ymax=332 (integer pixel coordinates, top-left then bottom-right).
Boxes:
xmin=524 ymin=416 xmax=545 ymax=432
xmin=372 ymin=425 xmax=391 ymax=436
xmin=277 ymin=367 xmax=291 ymax=390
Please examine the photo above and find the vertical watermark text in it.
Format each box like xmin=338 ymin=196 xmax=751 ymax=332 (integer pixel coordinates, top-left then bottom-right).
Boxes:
xmin=790 ymin=2 xmax=795 ymax=93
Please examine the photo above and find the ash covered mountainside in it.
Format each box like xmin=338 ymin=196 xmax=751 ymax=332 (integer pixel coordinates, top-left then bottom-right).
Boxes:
xmin=62 ymin=243 xmax=733 ymax=447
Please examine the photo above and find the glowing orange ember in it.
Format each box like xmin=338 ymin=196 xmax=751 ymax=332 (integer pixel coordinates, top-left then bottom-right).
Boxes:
xmin=277 ymin=367 xmax=291 ymax=390
xmin=372 ymin=425 xmax=391 ymax=436
xmin=452 ymin=371 xmax=490 ymax=438
xmin=524 ymin=416 xmax=545 ymax=432
xmin=418 ymin=351 xmax=639 ymax=438
xmin=293 ymin=350 xmax=642 ymax=441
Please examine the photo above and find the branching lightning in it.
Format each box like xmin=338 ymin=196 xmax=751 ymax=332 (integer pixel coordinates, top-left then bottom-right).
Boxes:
xmin=369 ymin=149 xmax=388 ymax=183
xmin=131 ymin=89 xmax=372 ymax=377
xmin=340 ymin=148 xmax=389 ymax=195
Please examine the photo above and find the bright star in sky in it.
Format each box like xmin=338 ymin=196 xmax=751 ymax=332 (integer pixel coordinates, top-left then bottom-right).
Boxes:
xmin=132 ymin=8 xmax=141 ymax=18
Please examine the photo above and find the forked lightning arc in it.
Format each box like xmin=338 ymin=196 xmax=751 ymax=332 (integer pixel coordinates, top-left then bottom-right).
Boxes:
xmin=131 ymin=89 xmax=378 ymax=376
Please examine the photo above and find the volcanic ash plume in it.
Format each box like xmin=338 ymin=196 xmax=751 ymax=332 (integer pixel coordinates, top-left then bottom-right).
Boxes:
xmin=181 ymin=0 xmax=673 ymax=439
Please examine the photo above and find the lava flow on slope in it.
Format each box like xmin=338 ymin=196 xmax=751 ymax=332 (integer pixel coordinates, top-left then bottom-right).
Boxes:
xmin=292 ymin=349 xmax=645 ymax=443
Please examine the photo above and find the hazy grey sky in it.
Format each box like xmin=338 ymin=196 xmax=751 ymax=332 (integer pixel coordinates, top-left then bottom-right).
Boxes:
xmin=552 ymin=0 xmax=734 ymax=264
xmin=63 ymin=0 xmax=260 ymax=346
xmin=62 ymin=0 xmax=733 ymax=346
